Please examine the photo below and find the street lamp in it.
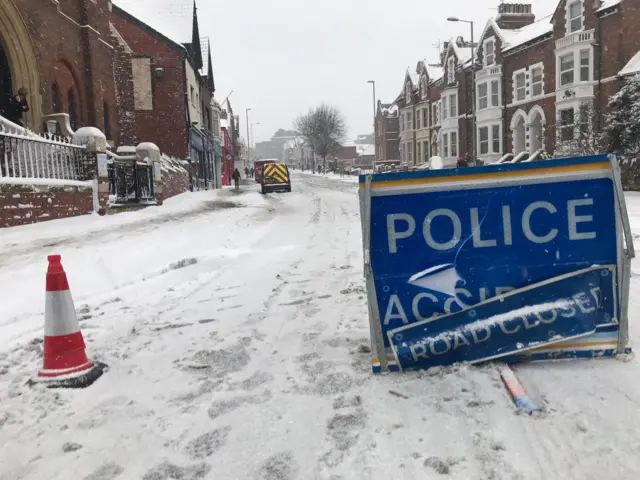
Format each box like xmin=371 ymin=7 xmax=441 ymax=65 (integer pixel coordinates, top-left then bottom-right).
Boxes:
xmin=447 ymin=16 xmax=476 ymax=165
xmin=367 ymin=80 xmax=377 ymax=162
xmin=245 ymin=108 xmax=251 ymax=165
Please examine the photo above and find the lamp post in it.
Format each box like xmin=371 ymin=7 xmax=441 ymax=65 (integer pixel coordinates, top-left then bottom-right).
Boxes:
xmin=367 ymin=80 xmax=377 ymax=162
xmin=447 ymin=17 xmax=476 ymax=165
xmin=245 ymin=108 xmax=251 ymax=166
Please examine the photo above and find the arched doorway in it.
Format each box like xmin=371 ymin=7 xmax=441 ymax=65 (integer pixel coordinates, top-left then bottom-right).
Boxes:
xmin=0 ymin=42 xmax=13 ymax=118
xmin=0 ymin=2 xmax=41 ymax=129
xmin=528 ymin=106 xmax=545 ymax=154
xmin=511 ymin=111 xmax=527 ymax=155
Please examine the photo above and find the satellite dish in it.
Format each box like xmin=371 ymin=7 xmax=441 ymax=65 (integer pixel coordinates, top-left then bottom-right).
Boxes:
xmin=429 ymin=156 xmax=444 ymax=170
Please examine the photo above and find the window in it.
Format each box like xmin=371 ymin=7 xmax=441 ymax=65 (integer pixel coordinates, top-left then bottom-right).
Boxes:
xmin=450 ymin=132 xmax=458 ymax=158
xmin=416 ymin=142 xmax=421 ymax=163
xmin=442 ymin=96 xmax=448 ymax=120
xmin=132 ymin=57 xmax=153 ymax=111
xmin=492 ymin=125 xmax=500 ymax=153
xmin=423 ymin=109 xmax=428 ymax=129
xmin=491 ymin=81 xmax=500 ymax=107
xmin=449 ymin=93 xmax=457 ymax=118
xmin=580 ymin=49 xmax=590 ymax=82
xmin=568 ymin=1 xmax=582 ymax=33
xmin=433 ymin=104 xmax=438 ymax=124
xmin=407 ymin=142 xmax=413 ymax=163
xmin=67 ymin=88 xmax=78 ymax=130
xmin=443 ymin=133 xmax=449 ymax=157
xmin=515 ymin=72 xmax=526 ymax=101
xmin=416 ymin=110 xmax=421 ymax=130
xmin=423 ymin=141 xmax=429 ymax=162
xmin=559 ymin=108 xmax=575 ymax=142
xmin=485 ymin=40 xmax=495 ymax=67
xmin=478 ymin=83 xmax=488 ymax=110
xmin=532 ymin=67 xmax=543 ymax=97
xmin=407 ymin=112 xmax=413 ymax=130
xmin=51 ymin=84 xmax=61 ymax=113
xmin=479 ymin=126 xmax=489 ymax=154
xmin=448 ymin=57 xmax=455 ymax=83
xmin=560 ymin=53 xmax=574 ymax=86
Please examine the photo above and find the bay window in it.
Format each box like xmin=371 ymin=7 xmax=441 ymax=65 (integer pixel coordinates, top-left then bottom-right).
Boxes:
xmin=580 ymin=49 xmax=590 ymax=82
xmin=492 ymin=125 xmax=500 ymax=153
xmin=485 ymin=40 xmax=495 ymax=67
xmin=443 ymin=133 xmax=449 ymax=158
xmin=559 ymin=108 xmax=575 ymax=142
xmin=560 ymin=53 xmax=574 ymax=86
xmin=478 ymin=83 xmax=488 ymax=110
xmin=423 ymin=108 xmax=428 ymax=129
xmin=479 ymin=127 xmax=489 ymax=155
xmin=450 ymin=132 xmax=458 ymax=158
xmin=416 ymin=110 xmax=421 ymax=130
xmin=450 ymin=93 xmax=457 ymax=118
xmin=491 ymin=80 xmax=500 ymax=107
xmin=442 ymin=97 xmax=448 ymax=120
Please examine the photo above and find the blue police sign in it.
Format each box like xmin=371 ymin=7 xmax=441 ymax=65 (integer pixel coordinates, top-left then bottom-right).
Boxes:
xmin=389 ymin=266 xmax=614 ymax=371
xmin=360 ymin=155 xmax=629 ymax=373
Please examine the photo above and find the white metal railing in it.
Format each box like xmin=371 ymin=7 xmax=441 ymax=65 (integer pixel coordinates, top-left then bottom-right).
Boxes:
xmin=556 ymin=29 xmax=595 ymax=50
xmin=1 ymin=116 xmax=89 ymax=182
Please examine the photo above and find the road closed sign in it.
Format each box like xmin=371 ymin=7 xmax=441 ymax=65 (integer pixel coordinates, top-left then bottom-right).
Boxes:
xmin=359 ymin=155 xmax=633 ymax=373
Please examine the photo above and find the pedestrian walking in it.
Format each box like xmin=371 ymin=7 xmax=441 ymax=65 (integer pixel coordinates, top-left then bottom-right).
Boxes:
xmin=4 ymin=87 xmax=29 ymax=127
xmin=244 ymin=166 xmax=249 ymax=178
xmin=232 ymin=168 xmax=241 ymax=191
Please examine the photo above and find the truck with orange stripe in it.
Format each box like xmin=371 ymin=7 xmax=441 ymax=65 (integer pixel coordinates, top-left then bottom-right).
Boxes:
xmin=261 ymin=162 xmax=292 ymax=194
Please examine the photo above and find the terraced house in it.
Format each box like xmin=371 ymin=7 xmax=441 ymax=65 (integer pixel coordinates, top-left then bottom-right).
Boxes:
xmin=379 ymin=0 xmax=640 ymax=168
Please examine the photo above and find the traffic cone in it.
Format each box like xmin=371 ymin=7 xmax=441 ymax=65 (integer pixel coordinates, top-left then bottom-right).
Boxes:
xmin=30 ymin=255 xmax=107 ymax=388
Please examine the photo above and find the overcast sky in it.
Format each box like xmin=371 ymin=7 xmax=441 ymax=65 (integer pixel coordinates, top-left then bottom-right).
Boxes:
xmin=114 ymin=0 xmax=560 ymax=143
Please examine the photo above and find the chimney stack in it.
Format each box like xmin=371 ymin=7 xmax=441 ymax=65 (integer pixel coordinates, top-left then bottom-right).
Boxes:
xmin=496 ymin=3 xmax=535 ymax=30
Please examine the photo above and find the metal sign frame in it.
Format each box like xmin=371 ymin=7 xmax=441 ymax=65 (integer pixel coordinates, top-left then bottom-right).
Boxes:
xmin=359 ymin=154 xmax=633 ymax=373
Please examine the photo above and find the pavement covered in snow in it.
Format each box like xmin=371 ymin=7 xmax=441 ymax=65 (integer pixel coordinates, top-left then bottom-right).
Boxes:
xmin=1 ymin=173 xmax=640 ymax=479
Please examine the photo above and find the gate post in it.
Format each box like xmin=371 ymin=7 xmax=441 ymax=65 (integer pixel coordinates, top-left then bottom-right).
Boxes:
xmin=136 ymin=142 xmax=162 ymax=204
xmin=72 ymin=127 xmax=108 ymax=215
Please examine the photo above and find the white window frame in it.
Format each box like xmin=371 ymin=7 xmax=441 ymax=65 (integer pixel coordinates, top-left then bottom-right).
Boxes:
xmin=442 ymin=133 xmax=449 ymax=158
xmin=478 ymin=82 xmax=488 ymax=110
xmin=423 ymin=108 xmax=429 ymax=129
xmin=559 ymin=108 xmax=575 ymax=142
xmin=442 ymin=96 xmax=448 ymax=120
xmin=416 ymin=109 xmax=421 ymax=130
xmin=491 ymin=80 xmax=500 ymax=107
xmin=448 ymin=56 xmax=456 ymax=84
xmin=484 ymin=38 xmax=495 ymax=67
xmin=531 ymin=64 xmax=544 ymax=98
xmin=479 ymin=126 xmax=490 ymax=155
xmin=514 ymin=70 xmax=526 ymax=102
xmin=567 ymin=0 xmax=584 ymax=34
xmin=492 ymin=124 xmax=501 ymax=154
xmin=416 ymin=142 xmax=421 ymax=163
xmin=580 ymin=48 xmax=591 ymax=82
xmin=432 ymin=104 xmax=438 ymax=125
xmin=449 ymin=93 xmax=457 ymax=118
xmin=559 ymin=52 xmax=575 ymax=87
xmin=450 ymin=131 xmax=458 ymax=158
xmin=477 ymin=123 xmax=502 ymax=156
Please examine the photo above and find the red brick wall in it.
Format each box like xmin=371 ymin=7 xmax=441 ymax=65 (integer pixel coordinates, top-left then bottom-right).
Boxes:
xmin=110 ymin=6 xmax=188 ymax=159
xmin=0 ymin=184 xmax=93 ymax=228
xmin=14 ymin=0 xmax=118 ymax=139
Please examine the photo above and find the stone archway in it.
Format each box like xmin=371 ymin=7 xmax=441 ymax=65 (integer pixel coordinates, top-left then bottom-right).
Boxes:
xmin=528 ymin=106 xmax=546 ymax=154
xmin=510 ymin=110 xmax=528 ymax=155
xmin=0 ymin=2 xmax=41 ymax=129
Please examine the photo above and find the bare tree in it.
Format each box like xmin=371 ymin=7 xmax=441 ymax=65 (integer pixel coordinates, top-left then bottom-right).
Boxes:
xmin=294 ymin=103 xmax=347 ymax=171
xmin=552 ymin=101 xmax=604 ymax=157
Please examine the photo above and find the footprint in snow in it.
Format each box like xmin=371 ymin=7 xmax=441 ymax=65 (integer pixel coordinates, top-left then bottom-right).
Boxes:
xmin=142 ymin=461 xmax=211 ymax=480
xmin=184 ymin=426 xmax=231 ymax=459
xmin=255 ymin=451 xmax=299 ymax=480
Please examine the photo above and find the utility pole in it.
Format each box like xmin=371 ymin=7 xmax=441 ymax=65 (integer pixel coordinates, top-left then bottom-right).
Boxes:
xmin=368 ymin=80 xmax=377 ymax=162
xmin=245 ymin=108 xmax=251 ymax=169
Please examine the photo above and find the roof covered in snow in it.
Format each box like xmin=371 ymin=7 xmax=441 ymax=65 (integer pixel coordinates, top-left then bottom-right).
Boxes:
xmin=356 ymin=144 xmax=375 ymax=157
xmin=425 ymin=65 xmax=444 ymax=81
xmin=112 ymin=2 xmax=189 ymax=51
xmin=598 ymin=0 xmax=622 ymax=12
xmin=382 ymin=103 xmax=399 ymax=116
xmin=620 ymin=50 xmax=640 ymax=76
xmin=501 ymin=14 xmax=554 ymax=53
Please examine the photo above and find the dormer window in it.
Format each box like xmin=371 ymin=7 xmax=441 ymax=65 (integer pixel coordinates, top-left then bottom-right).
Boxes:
xmin=485 ymin=40 xmax=495 ymax=67
xmin=447 ymin=57 xmax=455 ymax=84
xmin=568 ymin=0 xmax=583 ymax=33
xmin=406 ymin=83 xmax=412 ymax=103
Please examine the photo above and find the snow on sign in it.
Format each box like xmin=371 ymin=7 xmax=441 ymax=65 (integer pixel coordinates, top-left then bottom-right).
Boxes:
xmin=359 ymin=154 xmax=634 ymax=373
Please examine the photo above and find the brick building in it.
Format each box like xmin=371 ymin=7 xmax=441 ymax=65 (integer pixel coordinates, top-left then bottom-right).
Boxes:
xmin=374 ymin=100 xmax=400 ymax=162
xmin=382 ymin=0 xmax=640 ymax=167
xmin=110 ymin=2 xmax=218 ymax=188
xmin=0 ymin=0 xmax=120 ymax=141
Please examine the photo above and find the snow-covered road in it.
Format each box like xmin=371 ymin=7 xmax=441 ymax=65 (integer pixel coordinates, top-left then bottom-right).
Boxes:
xmin=2 ymin=173 xmax=640 ymax=480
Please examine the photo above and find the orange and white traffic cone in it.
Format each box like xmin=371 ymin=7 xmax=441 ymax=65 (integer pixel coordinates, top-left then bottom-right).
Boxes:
xmin=30 ymin=255 xmax=107 ymax=388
